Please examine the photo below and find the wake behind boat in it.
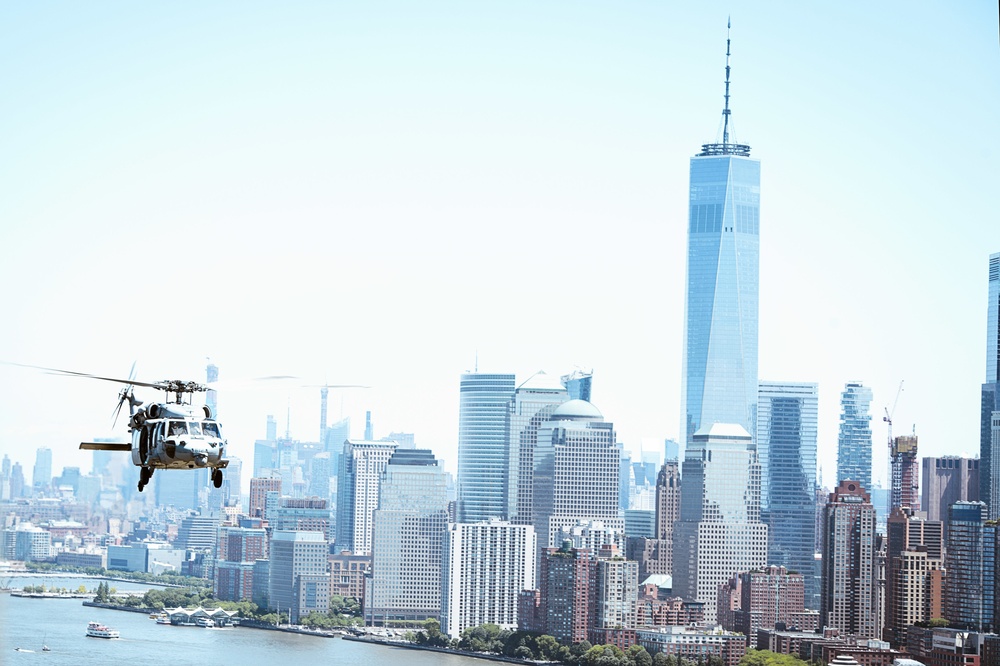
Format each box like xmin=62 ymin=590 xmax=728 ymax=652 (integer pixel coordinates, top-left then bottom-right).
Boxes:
xmin=86 ymin=621 xmax=120 ymax=639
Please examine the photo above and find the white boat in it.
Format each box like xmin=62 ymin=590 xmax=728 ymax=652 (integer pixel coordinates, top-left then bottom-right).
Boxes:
xmin=86 ymin=621 xmax=120 ymax=639
xmin=195 ymin=617 xmax=215 ymax=628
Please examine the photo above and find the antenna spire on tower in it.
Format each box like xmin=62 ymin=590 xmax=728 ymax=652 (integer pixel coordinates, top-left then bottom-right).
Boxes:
xmin=698 ymin=18 xmax=751 ymax=157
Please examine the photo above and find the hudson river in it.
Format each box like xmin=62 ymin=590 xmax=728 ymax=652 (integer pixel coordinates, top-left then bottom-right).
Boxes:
xmin=1 ymin=576 xmax=483 ymax=666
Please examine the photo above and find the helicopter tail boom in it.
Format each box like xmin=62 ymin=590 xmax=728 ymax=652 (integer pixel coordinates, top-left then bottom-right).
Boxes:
xmin=79 ymin=442 xmax=132 ymax=451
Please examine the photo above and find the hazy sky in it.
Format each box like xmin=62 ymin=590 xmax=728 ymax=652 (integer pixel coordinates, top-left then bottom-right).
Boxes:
xmin=1 ymin=2 xmax=997 ymax=492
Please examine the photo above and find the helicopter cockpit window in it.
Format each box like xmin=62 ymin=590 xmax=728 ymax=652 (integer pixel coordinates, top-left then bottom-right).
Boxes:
xmin=169 ymin=421 xmax=188 ymax=436
xmin=203 ymin=422 xmax=220 ymax=438
xmin=188 ymin=422 xmax=202 ymax=436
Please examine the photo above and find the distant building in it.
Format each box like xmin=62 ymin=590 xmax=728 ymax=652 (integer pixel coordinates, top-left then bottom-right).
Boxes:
xmin=456 ymin=372 xmax=516 ymax=523
xmin=592 ymin=550 xmax=639 ymax=642
xmin=368 ymin=449 xmax=449 ymax=625
xmin=32 ymin=447 xmax=52 ymax=491
xmin=532 ymin=400 xmax=622 ymax=550
xmin=531 ymin=542 xmax=594 ymax=645
xmin=718 ymin=566 xmax=814 ymax=644
xmin=890 ymin=436 xmax=920 ymax=514
xmin=980 ymin=253 xmax=1000 ymax=519
xmin=248 ymin=477 xmax=281 ymax=519
xmin=672 ymin=423 xmax=768 ymax=623
xmin=441 ymin=520 xmax=536 ymax=638
xmin=757 ymin=381 xmax=819 ymax=608
xmin=268 ymin=530 xmax=329 ymax=622
xmin=944 ymin=501 xmax=995 ymax=632
xmin=214 ymin=525 xmax=268 ymax=602
xmin=837 ymin=383 xmax=874 ymax=493
xmin=884 ymin=507 xmax=944 ymax=645
xmin=1 ymin=522 xmax=51 ymax=561
xmin=334 ymin=440 xmax=397 ymax=555
xmin=174 ymin=514 xmax=220 ymax=552
xmin=329 ymin=551 xmax=370 ymax=604
xmin=508 ymin=371 xmax=569 ymax=525
xmin=820 ymin=480 xmax=878 ymax=639
xmin=637 ymin=627 xmax=748 ymax=666
xmin=921 ymin=456 xmax=979 ymax=536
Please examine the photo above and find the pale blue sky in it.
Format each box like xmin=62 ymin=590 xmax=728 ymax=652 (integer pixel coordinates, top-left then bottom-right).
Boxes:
xmin=1 ymin=2 xmax=997 ymax=491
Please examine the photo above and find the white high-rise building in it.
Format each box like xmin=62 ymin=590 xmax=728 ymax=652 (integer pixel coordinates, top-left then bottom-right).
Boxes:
xmin=441 ymin=519 xmax=536 ymax=638
xmin=335 ymin=440 xmax=397 ymax=555
xmin=368 ymin=449 xmax=449 ymax=625
xmin=595 ymin=556 xmax=639 ymax=630
xmin=532 ymin=400 xmax=623 ymax=550
xmin=672 ymin=423 xmax=768 ymax=623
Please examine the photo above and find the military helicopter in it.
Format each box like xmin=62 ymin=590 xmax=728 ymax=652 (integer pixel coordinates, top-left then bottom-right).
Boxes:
xmin=8 ymin=363 xmax=233 ymax=492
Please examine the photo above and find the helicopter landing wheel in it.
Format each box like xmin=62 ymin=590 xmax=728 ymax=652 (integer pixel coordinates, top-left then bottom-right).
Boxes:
xmin=212 ymin=469 xmax=223 ymax=489
xmin=137 ymin=480 xmax=145 ymax=492
xmin=139 ymin=467 xmax=151 ymax=483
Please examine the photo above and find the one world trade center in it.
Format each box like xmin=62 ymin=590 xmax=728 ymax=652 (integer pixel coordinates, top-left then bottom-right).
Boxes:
xmin=681 ymin=23 xmax=760 ymax=445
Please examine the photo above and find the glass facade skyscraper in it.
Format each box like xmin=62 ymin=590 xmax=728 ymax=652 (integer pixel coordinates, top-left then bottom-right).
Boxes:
xmin=836 ymin=382 xmax=873 ymax=491
xmin=680 ymin=26 xmax=759 ymax=446
xmin=681 ymin=152 xmax=760 ymax=444
xmin=981 ymin=252 xmax=1000 ymax=518
xmin=457 ymin=372 xmax=516 ymax=522
xmin=757 ymin=381 xmax=818 ymax=608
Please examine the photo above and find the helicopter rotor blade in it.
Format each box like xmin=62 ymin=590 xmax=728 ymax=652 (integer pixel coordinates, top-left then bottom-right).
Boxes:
xmin=1 ymin=362 xmax=165 ymax=389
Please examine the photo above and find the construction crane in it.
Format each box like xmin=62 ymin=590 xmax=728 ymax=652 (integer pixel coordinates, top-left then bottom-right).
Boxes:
xmin=884 ymin=380 xmax=904 ymax=513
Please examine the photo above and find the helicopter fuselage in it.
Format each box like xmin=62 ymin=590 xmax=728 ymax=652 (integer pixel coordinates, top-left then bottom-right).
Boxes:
xmin=130 ymin=402 xmax=228 ymax=471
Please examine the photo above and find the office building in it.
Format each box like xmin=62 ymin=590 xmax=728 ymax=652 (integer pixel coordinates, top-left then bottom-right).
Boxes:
xmin=983 ymin=253 xmax=1000 ymax=517
xmin=837 ymin=383 xmax=874 ymax=492
xmin=820 ymin=480 xmax=878 ymax=639
xmin=532 ymin=400 xmax=623 ymax=549
xmin=757 ymin=381 xmax=818 ymax=607
xmin=561 ymin=369 xmax=593 ymax=402
xmin=155 ymin=469 xmax=205 ymax=512
xmin=334 ymin=439 xmax=397 ymax=555
xmin=441 ymin=520 xmax=536 ymax=638
xmin=673 ymin=424 xmax=768 ymax=623
xmin=329 ymin=551 xmax=370 ymax=604
xmin=32 ymin=447 xmax=52 ymax=491
xmin=270 ymin=497 xmax=331 ymax=539
xmin=890 ymin=436 xmax=920 ymax=513
xmin=457 ymin=372 xmax=516 ymax=522
xmin=368 ymin=449 xmax=449 ymax=625
xmin=884 ymin=507 xmax=944 ymax=645
xmin=637 ymin=627 xmax=748 ymax=666
xmin=174 ymin=514 xmax=220 ymax=552
xmin=944 ymin=501 xmax=995 ymax=632
xmin=248 ymin=476 xmax=281 ymax=519
xmin=214 ymin=525 xmax=268 ymax=602
xmin=508 ymin=371 xmax=569 ymax=524
xmin=268 ymin=530 xmax=329 ymax=622
xmin=922 ymin=456 xmax=979 ymax=534
xmin=680 ymin=28 xmax=759 ymax=446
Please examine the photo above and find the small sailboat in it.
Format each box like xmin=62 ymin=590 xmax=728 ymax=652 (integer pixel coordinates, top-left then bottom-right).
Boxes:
xmin=42 ymin=634 xmax=51 ymax=651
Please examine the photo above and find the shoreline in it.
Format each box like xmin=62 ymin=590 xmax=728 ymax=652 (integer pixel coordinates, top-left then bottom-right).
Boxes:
xmin=341 ymin=635 xmax=540 ymax=665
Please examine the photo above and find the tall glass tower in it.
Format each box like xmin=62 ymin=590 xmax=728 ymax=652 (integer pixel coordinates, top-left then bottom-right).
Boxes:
xmin=837 ymin=382 xmax=874 ymax=491
xmin=681 ymin=23 xmax=760 ymax=445
xmin=757 ymin=381 xmax=819 ymax=608
xmin=457 ymin=372 xmax=516 ymax=522
xmin=981 ymin=252 xmax=1000 ymax=517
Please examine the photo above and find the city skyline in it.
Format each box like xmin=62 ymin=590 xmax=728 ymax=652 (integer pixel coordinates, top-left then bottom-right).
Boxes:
xmin=1 ymin=3 xmax=998 ymax=490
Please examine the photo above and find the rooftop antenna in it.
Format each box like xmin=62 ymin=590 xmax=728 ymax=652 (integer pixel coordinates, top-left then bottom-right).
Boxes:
xmin=475 ymin=350 xmax=479 ymax=373
xmin=699 ymin=17 xmax=750 ymax=157
xmin=285 ymin=397 xmax=291 ymax=440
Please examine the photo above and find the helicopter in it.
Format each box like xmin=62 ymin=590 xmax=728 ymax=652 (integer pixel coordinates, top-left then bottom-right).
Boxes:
xmin=7 ymin=363 xmax=232 ymax=492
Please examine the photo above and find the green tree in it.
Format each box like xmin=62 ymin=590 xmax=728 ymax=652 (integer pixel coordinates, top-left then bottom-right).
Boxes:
xmin=629 ymin=645 xmax=653 ymax=666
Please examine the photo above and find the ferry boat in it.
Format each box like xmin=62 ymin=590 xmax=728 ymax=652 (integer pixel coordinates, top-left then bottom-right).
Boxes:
xmin=86 ymin=621 xmax=120 ymax=639
xmin=195 ymin=617 xmax=215 ymax=628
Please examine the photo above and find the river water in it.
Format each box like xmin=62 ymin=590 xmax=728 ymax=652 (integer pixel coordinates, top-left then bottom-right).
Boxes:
xmin=0 ymin=577 xmax=482 ymax=666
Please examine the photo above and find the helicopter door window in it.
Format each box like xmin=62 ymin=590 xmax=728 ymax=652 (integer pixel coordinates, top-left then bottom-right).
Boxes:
xmin=203 ymin=423 xmax=220 ymax=438
xmin=169 ymin=421 xmax=188 ymax=436
xmin=188 ymin=422 xmax=202 ymax=436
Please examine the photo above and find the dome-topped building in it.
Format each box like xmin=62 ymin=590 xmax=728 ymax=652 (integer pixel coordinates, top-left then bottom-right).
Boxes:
xmin=550 ymin=399 xmax=603 ymax=421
